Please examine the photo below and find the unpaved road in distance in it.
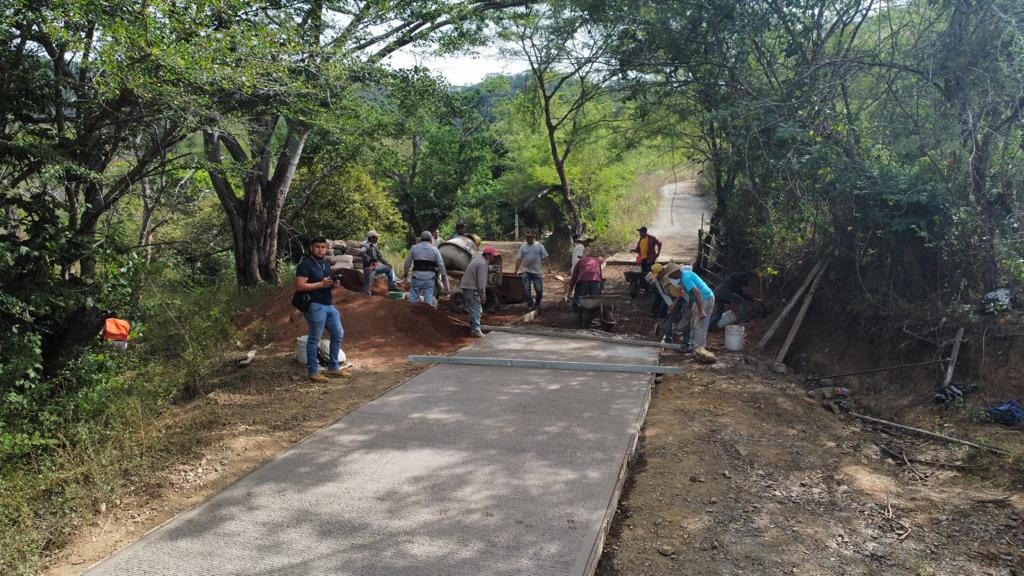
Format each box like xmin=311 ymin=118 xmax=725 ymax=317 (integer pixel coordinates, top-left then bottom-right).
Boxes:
xmin=608 ymin=180 xmax=711 ymax=265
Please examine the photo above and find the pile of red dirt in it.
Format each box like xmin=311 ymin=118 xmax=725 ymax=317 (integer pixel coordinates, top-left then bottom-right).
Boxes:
xmin=236 ymin=284 xmax=472 ymax=359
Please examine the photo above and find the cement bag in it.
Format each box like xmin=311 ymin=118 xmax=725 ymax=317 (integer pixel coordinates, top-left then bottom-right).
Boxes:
xmin=715 ymin=309 xmax=738 ymax=329
xmin=296 ymin=336 xmax=347 ymax=365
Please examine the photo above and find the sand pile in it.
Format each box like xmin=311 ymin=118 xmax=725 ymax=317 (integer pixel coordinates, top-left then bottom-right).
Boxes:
xmin=237 ymin=284 xmax=471 ymax=357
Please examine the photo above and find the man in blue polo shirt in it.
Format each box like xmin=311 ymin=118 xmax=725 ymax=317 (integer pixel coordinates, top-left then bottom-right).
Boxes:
xmin=666 ymin=266 xmax=716 ymax=351
xmin=295 ymin=237 xmax=350 ymax=382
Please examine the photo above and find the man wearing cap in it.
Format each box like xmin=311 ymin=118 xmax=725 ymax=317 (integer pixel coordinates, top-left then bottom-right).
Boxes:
xmin=461 ymin=246 xmax=499 ymax=337
xmin=404 ymin=230 xmax=448 ymax=306
xmin=631 ymin=226 xmax=662 ymax=283
xmin=514 ymin=229 xmax=549 ymax=311
xmin=570 ymin=233 xmax=592 ymax=274
xmin=666 ymin=266 xmax=715 ymax=351
xmin=360 ymin=230 xmax=398 ymax=295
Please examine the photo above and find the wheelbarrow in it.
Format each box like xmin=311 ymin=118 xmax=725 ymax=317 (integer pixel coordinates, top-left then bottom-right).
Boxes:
xmin=574 ymin=294 xmax=619 ymax=331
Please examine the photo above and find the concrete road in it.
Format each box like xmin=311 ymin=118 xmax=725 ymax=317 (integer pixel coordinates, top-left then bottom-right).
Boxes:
xmin=84 ymin=331 xmax=658 ymax=576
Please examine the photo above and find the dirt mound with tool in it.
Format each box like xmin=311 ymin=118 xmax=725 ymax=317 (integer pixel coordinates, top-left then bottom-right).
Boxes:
xmin=236 ymin=284 xmax=471 ymax=360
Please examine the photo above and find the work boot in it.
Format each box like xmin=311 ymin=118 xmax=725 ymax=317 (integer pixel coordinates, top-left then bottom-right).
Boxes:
xmin=326 ymin=368 xmax=352 ymax=379
xmin=469 ymin=330 xmax=483 ymax=338
xmin=309 ymin=373 xmax=329 ymax=383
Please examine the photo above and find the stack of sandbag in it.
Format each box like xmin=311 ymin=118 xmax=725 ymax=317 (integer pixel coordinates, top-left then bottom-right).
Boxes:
xmin=326 ymin=239 xmax=363 ymax=273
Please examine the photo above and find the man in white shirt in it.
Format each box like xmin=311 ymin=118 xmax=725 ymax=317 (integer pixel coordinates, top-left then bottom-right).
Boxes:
xmin=514 ymin=229 xmax=549 ymax=311
xmin=570 ymin=233 xmax=591 ymax=274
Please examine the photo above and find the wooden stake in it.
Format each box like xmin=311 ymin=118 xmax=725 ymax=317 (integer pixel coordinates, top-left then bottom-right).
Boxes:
xmin=942 ymin=327 xmax=965 ymax=387
xmin=849 ymin=412 xmax=1011 ymax=456
xmin=757 ymin=260 xmax=824 ymax=351
xmin=774 ymin=262 xmax=827 ymax=365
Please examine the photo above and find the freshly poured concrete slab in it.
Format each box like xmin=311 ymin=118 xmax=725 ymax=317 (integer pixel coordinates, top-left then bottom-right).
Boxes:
xmin=85 ymin=331 xmax=660 ymax=576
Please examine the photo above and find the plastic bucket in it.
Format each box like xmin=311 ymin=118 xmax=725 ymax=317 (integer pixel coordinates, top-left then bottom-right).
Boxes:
xmin=724 ymin=325 xmax=745 ymax=351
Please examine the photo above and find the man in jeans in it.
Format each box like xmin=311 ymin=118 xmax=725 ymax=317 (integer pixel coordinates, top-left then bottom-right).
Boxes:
xmin=461 ymin=246 xmax=499 ymax=337
xmin=360 ymin=230 xmax=398 ymax=295
xmin=295 ymin=237 xmax=350 ymax=383
xmin=514 ymin=229 xmax=548 ymax=311
xmin=403 ymin=230 xmax=448 ymax=306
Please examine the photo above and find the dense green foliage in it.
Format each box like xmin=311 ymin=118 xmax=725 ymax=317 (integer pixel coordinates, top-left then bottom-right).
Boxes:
xmin=9 ymin=0 xmax=1017 ymax=572
xmin=585 ymin=0 xmax=1023 ymax=308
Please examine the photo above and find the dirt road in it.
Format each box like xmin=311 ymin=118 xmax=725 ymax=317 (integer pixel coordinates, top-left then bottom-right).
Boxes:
xmin=608 ymin=180 xmax=711 ymax=265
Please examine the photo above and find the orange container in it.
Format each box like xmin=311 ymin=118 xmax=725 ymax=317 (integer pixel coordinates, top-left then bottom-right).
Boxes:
xmin=103 ymin=318 xmax=130 ymax=341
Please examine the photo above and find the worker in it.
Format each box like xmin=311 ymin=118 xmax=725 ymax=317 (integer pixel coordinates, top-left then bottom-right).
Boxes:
xmin=461 ymin=246 xmax=499 ymax=337
xmin=630 ymin=226 xmax=662 ymax=288
xmin=569 ymin=254 xmax=603 ymax=298
xmin=452 ymin=222 xmax=468 ymax=239
xmin=570 ymin=233 xmax=592 ymax=274
xmin=666 ymin=265 xmax=715 ymax=351
xmin=403 ymin=230 xmax=448 ymax=306
xmin=360 ymin=230 xmax=398 ymax=295
xmin=710 ymin=271 xmax=757 ymax=328
xmin=514 ymin=229 xmax=548 ymax=311
xmin=654 ymin=263 xmax=689 ymax=346
xmin=294 ymin=236 xmax=350 ymax=382
xmin=431 ymin=228 xmax=441 ymax=247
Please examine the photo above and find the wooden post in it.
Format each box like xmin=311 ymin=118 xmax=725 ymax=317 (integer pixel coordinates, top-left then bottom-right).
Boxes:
xmin=774 ymin=262 xmax=827 ymax=365
xmin=757 ymin=260 xmax=824 ymax=351
xmin=942 ymin=327 xmax=965 ymax=387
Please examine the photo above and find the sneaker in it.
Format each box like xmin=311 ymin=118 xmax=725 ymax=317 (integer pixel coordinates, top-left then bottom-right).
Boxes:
xmin=469 ymin=331 xmax=484 ymax=338
xmin=309 ymin=373 xmax=329 ymax=383
xmin=325 ymin=368 xmax=352 ymax=379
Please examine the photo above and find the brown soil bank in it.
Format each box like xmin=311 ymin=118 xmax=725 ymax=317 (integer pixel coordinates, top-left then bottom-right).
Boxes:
xmin=236 ymin=283 xmax=473 ymax=363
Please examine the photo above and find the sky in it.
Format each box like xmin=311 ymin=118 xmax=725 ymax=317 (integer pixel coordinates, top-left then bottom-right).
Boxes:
xmin=386 ymin=45 xmax=528 ymax=86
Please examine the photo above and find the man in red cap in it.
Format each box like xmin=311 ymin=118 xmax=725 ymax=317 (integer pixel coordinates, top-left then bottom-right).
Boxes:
xmin=461 ymin=246 xmax=499 ymax=337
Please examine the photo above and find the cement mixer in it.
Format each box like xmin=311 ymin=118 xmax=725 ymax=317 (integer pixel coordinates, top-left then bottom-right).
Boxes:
xmin=438 ymin=236 xmax=477 ymax=272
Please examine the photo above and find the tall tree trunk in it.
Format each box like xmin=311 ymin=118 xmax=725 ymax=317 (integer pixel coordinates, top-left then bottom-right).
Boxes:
xmin=970 ymin=132 xmax=1000 ymax=288
xmin=203 ymin=119 xmax=308 ymax=287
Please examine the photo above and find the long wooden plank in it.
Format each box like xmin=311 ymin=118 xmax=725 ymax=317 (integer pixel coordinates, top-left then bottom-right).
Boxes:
xmin=849 ymin=412 xmax=1010 ymax=456
xmin=483 ymin=325 xmax=684 ymax=350
xmin=756 ymin=260 xmax=824 ymax=351
xmin=408 ymin=355 xmax=682 ymax=374
xmin=774 ymin=262 xmax=827 ymax=365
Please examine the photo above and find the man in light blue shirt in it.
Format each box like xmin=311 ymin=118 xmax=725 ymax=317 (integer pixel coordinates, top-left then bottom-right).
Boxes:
xmin=667 ymin=267 xmax=715 ymax=350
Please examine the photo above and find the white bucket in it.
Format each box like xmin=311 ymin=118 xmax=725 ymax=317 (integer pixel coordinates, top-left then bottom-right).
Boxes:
xmin=724 ymin=325 xmax=745 ymax=352
xmin=296 ymin=336 xmax=346 ymax=365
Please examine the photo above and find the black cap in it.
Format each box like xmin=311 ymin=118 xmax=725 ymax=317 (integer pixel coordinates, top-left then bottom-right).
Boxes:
xmin=637 ymin=226 xmax=648 ymax=234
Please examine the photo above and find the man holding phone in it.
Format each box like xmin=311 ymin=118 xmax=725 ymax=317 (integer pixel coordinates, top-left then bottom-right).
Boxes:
xmin=295 ymin=236 xmax=350 ymax=382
